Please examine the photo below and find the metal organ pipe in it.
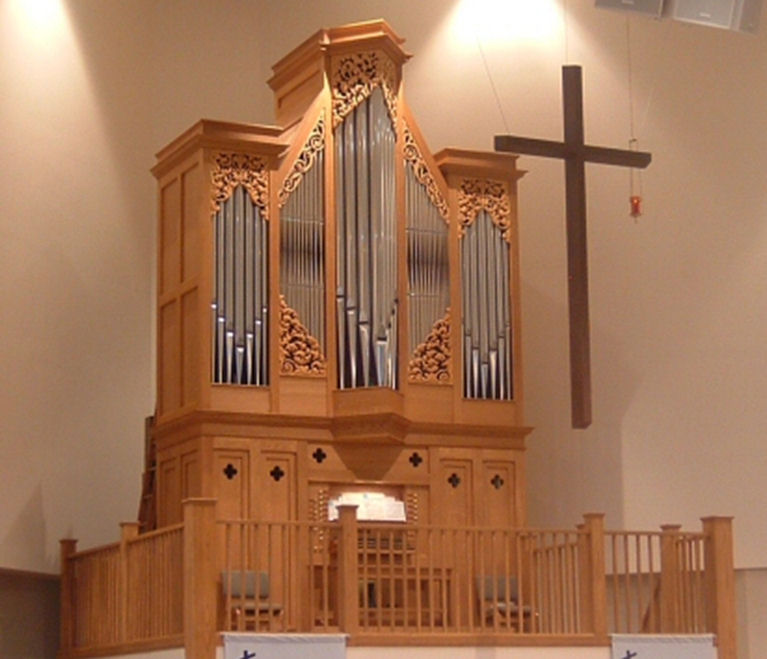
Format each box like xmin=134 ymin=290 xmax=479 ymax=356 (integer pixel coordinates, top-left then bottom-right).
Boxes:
xmin=212 ymin=186 xmax=269 ymax=385
xmin=461 ymin=211 xmax=512 ymax=400
xmin=335 ymin=87 xmax=398 ymax=389
xmin=280 ymin=146 xmax=326 ymax=352
xmin=405 ymin=167 xmax=449 ymax=361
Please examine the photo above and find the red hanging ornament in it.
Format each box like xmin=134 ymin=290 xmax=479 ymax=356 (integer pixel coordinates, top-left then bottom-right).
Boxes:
xmin=630 ymin=194 xmax=642 ymax=218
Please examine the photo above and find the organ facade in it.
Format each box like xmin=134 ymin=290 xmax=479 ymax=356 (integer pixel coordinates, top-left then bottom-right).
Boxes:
xmin=149 ymin=19 xmax=530 ymax=535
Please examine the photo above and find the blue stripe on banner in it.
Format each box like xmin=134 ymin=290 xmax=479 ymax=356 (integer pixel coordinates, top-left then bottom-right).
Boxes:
xmin=612 ymin=634 xmax=716 ymax=659
xmin=223 ymin=634 xmax=346 ymax=659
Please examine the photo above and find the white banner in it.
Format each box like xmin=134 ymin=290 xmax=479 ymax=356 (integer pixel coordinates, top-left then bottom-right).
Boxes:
xmin=223 ymin=634 xmax=346 ymax=659
xmin=612 ymin=634 xmax=716 ymax=659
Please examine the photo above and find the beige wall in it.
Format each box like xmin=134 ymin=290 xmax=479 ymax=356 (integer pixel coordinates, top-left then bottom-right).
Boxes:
xmin=1 ymin=0 xmax=765 ymax=576
xmin=0 ymin=0 xmax=154 ymax=572
xmin=736 ymin=568 xmax=767 ymax=659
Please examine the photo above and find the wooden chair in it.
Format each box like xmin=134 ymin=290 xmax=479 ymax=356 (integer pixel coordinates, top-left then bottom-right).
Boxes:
xmin=475 ymin=575 xmax=533 ymax=631
xmin=222 ymin=570 xmax=284 ymax=631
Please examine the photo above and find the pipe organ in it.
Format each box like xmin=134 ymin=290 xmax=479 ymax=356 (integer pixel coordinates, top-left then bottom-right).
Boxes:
xmin=151 ymin=20 xmax=530 ymax=541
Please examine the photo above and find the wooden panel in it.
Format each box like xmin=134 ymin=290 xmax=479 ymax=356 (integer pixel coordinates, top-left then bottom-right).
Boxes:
xmin=260 ymin=451 xmax=297 ymax=521
xmin=181 ymin=288 xmax=199 ymax=406
xmin=256 ymin=450 xmax=298 ymax=624
xmin=181 ymin=164 xmax=201 ymax=282
xmin=309 ymin=444 xmax=428 ymax=484
xmin=437 ymin=459 xmax=473 ymax=527
xmin=160 ymin=179 xmax=181 ymax=295
xmin=214 ymin=450 xmax=250 ymax=571
xmin=477 ymin=460 xmax=516 ymax=575
xmin=435 ymin=457 xmax=473 ymax=627
xmin=159 ymin=300 xmax=180 ymax=415
xmin=158 ymin=457 xmax=181 ymax=526
xmin=277 ymin=376 xmax=328 ymax=417
xmin=479 ymin=460 xmax=516 ymax=528
xmin=214 ymin=450 xmax=250 ymax=521
xmin=181 ymin=451 xmax=200 ymax=500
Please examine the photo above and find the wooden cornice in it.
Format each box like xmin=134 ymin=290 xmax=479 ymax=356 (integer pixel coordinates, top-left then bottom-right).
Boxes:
xmin=153 ymin=409 xmax=532 ymax=452
xmin=151 ymin=119 xmax=290 ymax=179
xmin=434 ymin=148 xmax=526 ymax=183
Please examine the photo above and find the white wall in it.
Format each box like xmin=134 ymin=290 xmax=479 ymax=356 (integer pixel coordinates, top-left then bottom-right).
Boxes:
xmin=1 ymin=0 xmax=765 ymax=576
xmin=348 ymin=648 xmax=608 ymax=659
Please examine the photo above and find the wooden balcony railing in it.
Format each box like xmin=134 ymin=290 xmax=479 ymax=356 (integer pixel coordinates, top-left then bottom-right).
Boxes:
xmin=59 ymin=502 xmax=736 ymax=659
xmin=605 ymin=528 xmax=708 ymax=634
xmin=60 ymin=522 xmax=184 ymax=656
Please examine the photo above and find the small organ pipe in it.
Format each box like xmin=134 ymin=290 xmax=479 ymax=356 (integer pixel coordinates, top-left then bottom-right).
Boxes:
xmin=215 ymin=207 xmax=225 ymax=383
xmin=235 ymin=188 xmax=245 ymax=352
xmin=460 ymin=211 xmax=512 ymax=400
xmin=260 ymin=214 xmax=268 ymax=385
xmin=212 ymin=189 xmax=269 ymax=386
xmin=224 ymin=195 xmax=235 ymax=382
xmin=335 ymin=121 xmax=347 ymax=387
xmin=244 ymin=190 xmax=254 ymax=383
xmin=405 ymin=163 xmax=449 ymax=368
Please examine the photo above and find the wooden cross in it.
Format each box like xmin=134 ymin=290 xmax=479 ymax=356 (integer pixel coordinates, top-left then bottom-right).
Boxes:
xmin=495 ymin=65 xmax=651 ymax=429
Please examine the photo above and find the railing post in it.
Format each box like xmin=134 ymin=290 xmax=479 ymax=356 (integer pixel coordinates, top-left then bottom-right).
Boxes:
xmin=701 ymin=517 xmax=736 ymax=659
xmin=183 ymin=498 xmax=218 ymax=659
xmin=119 ymin=522 xmax=140 ymax=642
xmin=59 ymin=538 xmax=78 ymax=656
xmin=337 ymin=505 xmax=359 ymax=635
xmin=660 ymin=523 xmax=681 ymax=632
xmin=579 ymin=513 xmax=608 ymax=641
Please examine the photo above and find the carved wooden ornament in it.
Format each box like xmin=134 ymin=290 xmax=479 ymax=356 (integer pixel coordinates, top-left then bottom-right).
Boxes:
xmin=403 ymin=123 xmax=449 ymax=222
xmin=457 ymin=178 xmax=511 ymax=242
xmin=211 ymin=153 xmax=269 ymax=218
xmin=279 ymin=295 xmax=327 ymax=376
xmin=278 ymin=113 xmax=325 ymax=208
xmin=408 ymin=310 xmax=451 ymax=384
xmin=331 ymin=50 xmax=398 ymax=128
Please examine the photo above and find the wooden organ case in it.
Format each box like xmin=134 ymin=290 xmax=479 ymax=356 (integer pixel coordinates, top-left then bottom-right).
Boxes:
xmin=150 ymin=20 xmax=530 ymax=540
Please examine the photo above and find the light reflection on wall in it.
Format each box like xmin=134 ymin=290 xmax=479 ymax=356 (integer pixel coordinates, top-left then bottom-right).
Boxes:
xmin=7 ymin=0 xmax=69 ymax=48
xmin=1 ymin=0 xmax=136 ymax=570
xmin=449 ymin=0 xmax=562 ymax=46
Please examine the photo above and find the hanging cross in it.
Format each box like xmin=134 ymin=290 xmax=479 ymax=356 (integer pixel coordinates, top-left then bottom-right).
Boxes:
xmin=495 ymin=65 xmax=651 ymax=429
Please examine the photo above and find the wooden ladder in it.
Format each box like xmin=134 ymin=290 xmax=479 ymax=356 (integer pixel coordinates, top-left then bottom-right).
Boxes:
xmin=137 ymin=415 xmax=157 ymax=533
